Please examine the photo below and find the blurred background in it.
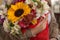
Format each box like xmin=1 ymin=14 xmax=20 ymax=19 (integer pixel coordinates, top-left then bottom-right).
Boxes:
xmin=51 ymin=0 xmax=60 ymax=39
xmin=51 ymin=0 xmax=60 ymax=32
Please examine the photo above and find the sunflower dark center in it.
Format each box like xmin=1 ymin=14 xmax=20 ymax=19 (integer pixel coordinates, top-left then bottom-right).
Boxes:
xmin=15 ymin=9 xmax=24 ymax=17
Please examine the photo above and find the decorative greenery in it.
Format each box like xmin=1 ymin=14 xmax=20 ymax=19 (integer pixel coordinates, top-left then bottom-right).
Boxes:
xmin=32 ymin=0 xmax=37 ymax=2
xmin=5 ymin=4 xmax=11 ymax=9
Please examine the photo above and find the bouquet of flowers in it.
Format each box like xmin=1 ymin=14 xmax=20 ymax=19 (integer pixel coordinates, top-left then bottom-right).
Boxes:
xmin=0 ymin=0 xmax=50 ymax=39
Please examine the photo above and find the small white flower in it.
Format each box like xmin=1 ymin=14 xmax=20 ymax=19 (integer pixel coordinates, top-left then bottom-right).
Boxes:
xmin=25 ymin=0 xmax=32 ymax=4
xmin=10 ymin=24 xmax=20 ymax=34
xmin=5 ymin=0 xmax=13 ymax=5
xmin=34 ymin=2 xmax=38 ymax=6
xmin=0 ymin=4 xmax=5 ymax=9
xmin=0 ymin=4 xmax=7 ymax=18
xmin=10 ymin=28 xmax=15 ymax=34
xmin=41 ymin=1 xmax=50 ymax=11
xmin=14 ymin=26 xmax=19 ymax=31
xmin=15 ymin=30 xmax=19 ymax=34
xmin=0 ymin=10 xmax=3 ymax=15
xmin=3 ymin=8 xmax=7 ymax=14
xmin=3 ymin=19 xmax=10 ymax=32
xmin=0 ymin=10 xmax=5 ymax=19
xmin=14 ymin=23 xmax=21 ymax=29
xmin=36 ymin=9 xmax=41 ymax=19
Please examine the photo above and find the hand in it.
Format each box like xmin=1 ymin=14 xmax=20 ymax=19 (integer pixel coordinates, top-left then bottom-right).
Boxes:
xmin=50 ymin=38 xmax=57 ymax=40
xmin=31 ymin=15 xmax=48 ymax=36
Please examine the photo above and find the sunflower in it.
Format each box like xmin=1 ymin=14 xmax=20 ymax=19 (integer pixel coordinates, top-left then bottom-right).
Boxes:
xmin=7 ymin=2 xmax=31 ymax=23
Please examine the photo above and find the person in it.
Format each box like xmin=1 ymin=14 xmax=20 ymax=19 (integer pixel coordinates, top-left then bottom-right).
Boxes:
xmin=0 ymin=0 xmax=59 ymax=40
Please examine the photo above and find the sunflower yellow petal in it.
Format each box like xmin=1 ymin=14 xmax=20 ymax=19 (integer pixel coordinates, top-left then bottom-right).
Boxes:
xmin=11 ymin=5 xmax=18 ymax=11
xmin=32 ymin=19 xmax=37 ymax=24
xmin=7 ymin=2 xmax=31 ymax=23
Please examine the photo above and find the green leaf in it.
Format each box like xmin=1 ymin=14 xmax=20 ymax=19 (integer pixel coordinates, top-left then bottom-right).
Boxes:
xmin=5 ymin=4 xmax=11 ymax=9
xmin=9 ymin=22 xmax=14 ymax=27
xmin=32 ymin=0 xmax=37 ymax=2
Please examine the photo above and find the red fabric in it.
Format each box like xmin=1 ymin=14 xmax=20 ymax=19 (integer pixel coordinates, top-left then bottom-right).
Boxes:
xmin=30 ymin=22 xmax=49 ymax=40
xmin=21 ymin=20 xmax=49 ymax=40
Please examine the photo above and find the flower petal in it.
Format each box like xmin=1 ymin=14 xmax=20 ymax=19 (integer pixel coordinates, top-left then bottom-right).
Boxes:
xmin=11 ymin=5 xmax=18 ymax=11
